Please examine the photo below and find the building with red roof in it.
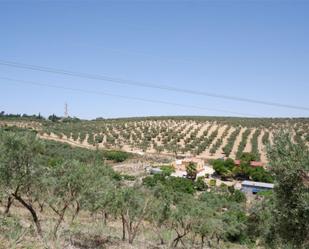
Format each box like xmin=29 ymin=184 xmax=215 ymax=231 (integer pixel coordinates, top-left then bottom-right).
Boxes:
xmin=234 ymin=160 xmax=264 ymax=168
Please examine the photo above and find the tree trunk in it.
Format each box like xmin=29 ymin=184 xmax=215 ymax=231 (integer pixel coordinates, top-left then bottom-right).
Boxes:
xmin=207 ymin=239 xmax=212 ymax=248
xmin=160 ymin=237 xmax=165 ymax=245
xmin=13 ymin=194 xmax=43 ymax=238
xmin=128 ymin=223 xmax=139 ymax=244
xmin=38 ymin=202 xmax=44 ymax=212
xmin=128 ymin=232 xmax=133 ymax=244
xmin=4 ymin=196 xmax=13 ymax=214
xmin=201 ymin=235 xmax=205 ymax=249
xmin=173 ymin=236 xmax=180 ymax=248
xmin=152 ymin=225 xmax=165 ymax=245
xmin=71 ymin=201 xmax=80 ymax=222
xmin=126 ymin=218 xmax=144 ymax=244
xmin=53 ymin=205 xmax=68 ymax=239
xmin=102 ymin=211 xmax=108 ymax=226
xmin=127 ymin=221 xmax=134 ymax=244
xmin=121 ymin=215 xmax=126 ymax=241
xmin=172 ymin=232 xmax=187 ymax=248
xmin=215 ymin=234 xmax=220 ymax=245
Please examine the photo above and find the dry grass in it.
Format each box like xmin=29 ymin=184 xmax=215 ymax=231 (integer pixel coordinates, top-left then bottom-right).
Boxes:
xmin=1 ymin=202 xmax=255 ymax=249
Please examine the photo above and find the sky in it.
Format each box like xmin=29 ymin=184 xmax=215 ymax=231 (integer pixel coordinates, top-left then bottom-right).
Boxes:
xmin=0 ymin=0 xmax=309 ymax=119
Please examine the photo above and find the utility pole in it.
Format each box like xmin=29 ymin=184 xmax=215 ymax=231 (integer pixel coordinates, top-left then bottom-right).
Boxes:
xmin=64 ymin=102 xmax=68 ymax=118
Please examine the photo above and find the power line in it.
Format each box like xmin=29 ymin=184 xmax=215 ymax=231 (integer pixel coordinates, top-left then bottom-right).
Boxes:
xmin=0 ymin=59 xmax=308 ymax=112
xmin=0 ymin=76 xmax=257 ymax=117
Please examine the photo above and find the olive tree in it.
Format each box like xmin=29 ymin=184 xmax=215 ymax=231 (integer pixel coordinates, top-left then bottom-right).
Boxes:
xmin=186 ymin=162 xmax=197 ymax=180
xmin=266 ymin=131 xmax=309 ymax=249
xmin=0 ymin=131 xmax=45 ymax=238
xmin=168 ymin=194 xmax=198 ymax=248
xmin=146 ymin=185 xmax=173 ymax=245
xmin=46 ymin=160 xmax=92 ymax=239
xmin=82 ymin=164 xmax=120 ymax=226
xmin=113 ymin=187 xmax=153 ymax=244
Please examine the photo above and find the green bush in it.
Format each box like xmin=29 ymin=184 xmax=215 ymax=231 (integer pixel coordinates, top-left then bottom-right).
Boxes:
xmin=121 ymin=174 xmax=136 ymax=181
xmin=102 ymin=150 xmax=131 ymax=162
xmin=95 ymin=134 xmax=104 ymax=143
xmin=195 ymin=177 xmax=208 ymax=191
xmin=160 ymin=165 xmax=175 ymax=176
xmin=143 ymin=175 xmax=196 ymax=194
xmin=236 ymin=129 xmax=251 ymax=159
xmin=209 ymin=179 xmax=216 ymax=187
xmin=223 ymin=127 xmax=241 ymax=156
xmin=212 ymin=158 xmax=235 ymax=178
xmin=249 ymin=167 xmax=273 ymax=183
xmin=230 ymin=189 xmax=246 ymax=203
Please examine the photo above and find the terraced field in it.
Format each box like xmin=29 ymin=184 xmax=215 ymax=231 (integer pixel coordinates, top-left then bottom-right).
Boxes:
xmin=15 ymin=117 xmax=303 ymax=163
xmin=2 ymin=116 xmax=309 ymax=163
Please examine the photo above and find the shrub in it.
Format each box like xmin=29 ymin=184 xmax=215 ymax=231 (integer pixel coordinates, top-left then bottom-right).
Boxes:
xmin=121 ymin=174 xmax=136 ymax=181
xmin=143 ymin=175 xmax=196 ymax=194
xmin=230 ymin=189 xmax=246 ymax=203
xmin=236 ymin=129 xmax=251 ymax=159
xmin=186 ymin=162 xmax=197 ymax=180
xmin=209 ymin=179 xmax=216 ymax=187
xmin=95 ymin=134 xmax=104 ymax=144
xmin=212 ymin=158 xmax=235 ymax=178
xmin=223 ymin=127 xmax=241 ymax=157
xmin=160 ymin=165 xmax=175 ymax=176
xmin=195 ymin=177 xmax=208 ymax=191
xmin=102 ymin=150 xmax=131 ymax=162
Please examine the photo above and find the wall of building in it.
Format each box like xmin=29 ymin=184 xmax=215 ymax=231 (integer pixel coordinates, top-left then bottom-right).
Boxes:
xmin=241 ymin=185 xmax=272 ymax=194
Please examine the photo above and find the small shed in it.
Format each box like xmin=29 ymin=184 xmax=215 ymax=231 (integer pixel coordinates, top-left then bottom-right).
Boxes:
xmin=241 ymin=180 xmax=274 ymax=194
xmin=150 ymin=168 xmax=163 ymax=175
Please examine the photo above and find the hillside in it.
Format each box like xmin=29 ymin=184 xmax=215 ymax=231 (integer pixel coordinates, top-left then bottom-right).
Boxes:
xmin=1 ymin=116 xmax=309 ymax=163
xmin=1 ymin=124 xmax=308 ymax=249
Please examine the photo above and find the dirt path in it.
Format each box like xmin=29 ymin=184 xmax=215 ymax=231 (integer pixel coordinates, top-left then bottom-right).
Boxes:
xmin=38 ymin=133 xmax=96 ymax=150
xmin=196 ymin=122 xmax=211 ymax=138
xmin=200 ymin=125 xmax=225 ymax=160
xmin=179 ymin=123 xmax=202 ymax=146
xmin=258 ymin=129 xmax=268 ymax=162
xmin=215 ymin=126 xmax=234 ymax=158
xmin=243 ymin=128 xmax=256 ymax=153
xmin=207 ymin=125 xmax=226 ymax=152
xmin=269 ymin=129 xmax=274 ymax=145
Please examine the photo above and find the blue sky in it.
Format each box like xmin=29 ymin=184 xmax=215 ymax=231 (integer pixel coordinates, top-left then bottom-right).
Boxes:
xmin=0 ymin=0 xmax=308 ymax=119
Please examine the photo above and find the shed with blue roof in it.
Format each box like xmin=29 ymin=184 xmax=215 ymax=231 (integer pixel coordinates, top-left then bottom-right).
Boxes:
xmin=241 ymin=180 xmax=274 ymax=194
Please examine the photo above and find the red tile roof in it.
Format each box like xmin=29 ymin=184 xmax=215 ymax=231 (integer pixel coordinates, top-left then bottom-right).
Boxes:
xmin=234 ymin=160 xmax=264 ymax=167
xmin=250 ymin=161 xmax=264 ymax=167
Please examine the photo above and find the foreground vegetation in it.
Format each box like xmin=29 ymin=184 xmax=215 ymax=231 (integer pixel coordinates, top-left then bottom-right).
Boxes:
xmin=0 ymin=125 xmax=308 ymax=248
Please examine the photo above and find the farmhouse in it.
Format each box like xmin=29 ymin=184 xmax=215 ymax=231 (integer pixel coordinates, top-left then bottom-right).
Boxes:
xmin=173 ymin=158 xmax=204 ymax=172
xmin=241 ymin=180 xmax=274 ymax=194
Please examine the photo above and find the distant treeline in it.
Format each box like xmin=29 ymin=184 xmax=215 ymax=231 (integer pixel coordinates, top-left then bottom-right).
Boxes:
xmin=97 ymin=115 xmax=309 ymax=127
xmin=0 ymin=111 xmax=81 ymax=122
xmin=0 ymin=111 xmax=44 ymax=120
xmin=2 ymin=111 xmax=309 ymax=126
